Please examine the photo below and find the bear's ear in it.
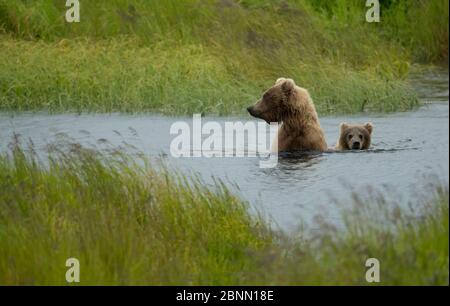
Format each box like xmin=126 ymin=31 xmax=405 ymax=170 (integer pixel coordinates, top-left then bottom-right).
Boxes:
xmin=340 ymin=122 xmax=349 ymax=134
xmin=279 ymin=78 xmax=295 ymax=95
xmin=364 ymin=122 xmax=373 ymax=135
xmin=275 ymin=78 xmax=287 ymax=85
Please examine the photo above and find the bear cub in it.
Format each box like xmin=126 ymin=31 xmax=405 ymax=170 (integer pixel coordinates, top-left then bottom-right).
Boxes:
xmin=336 ymin=122 xmax=373 ymax=150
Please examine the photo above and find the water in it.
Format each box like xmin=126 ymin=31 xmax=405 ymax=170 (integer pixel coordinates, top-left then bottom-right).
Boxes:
xmin=1 ymin=70 xmax=448 ymax=230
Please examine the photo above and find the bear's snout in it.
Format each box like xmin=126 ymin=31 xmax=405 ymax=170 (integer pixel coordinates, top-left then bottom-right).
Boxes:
xmin=247 ymin=105 xmax=258 ymax=117
xmin=352 ymin=142 xmax=361 ymax=150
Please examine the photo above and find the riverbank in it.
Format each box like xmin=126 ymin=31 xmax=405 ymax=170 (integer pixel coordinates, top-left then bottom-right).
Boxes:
xmin=0 ymin=0 xmax=448 ymax=115
xmin=0 ymin=144 xmax=448 ymax=285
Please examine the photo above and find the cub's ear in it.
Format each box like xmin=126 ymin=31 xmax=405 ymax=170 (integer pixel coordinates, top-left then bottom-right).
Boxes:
xmin=364 ymin=122 xmax=373 ymax=135
xmin=339 ymin=122 xmax=349 ymax=134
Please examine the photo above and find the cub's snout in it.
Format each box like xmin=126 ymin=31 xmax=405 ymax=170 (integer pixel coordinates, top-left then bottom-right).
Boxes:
xmin=352 ymin=141 xmax=361 ymax=150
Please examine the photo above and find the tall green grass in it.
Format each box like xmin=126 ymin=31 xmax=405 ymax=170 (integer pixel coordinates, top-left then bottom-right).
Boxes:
xmin=0 ymin=36 xmax=417 ymax=114
xmin=0 ymin=0 xmax=439 ymax=114
xmin=1 ymin=0 xmax=447 ymax=64
xmin=381 ymin=0 xmax=449 ymax=64
xmin=0 ymin=143 xmax=448 ymax=285
xmin=307 ymin=0 xmax=449 ymax=64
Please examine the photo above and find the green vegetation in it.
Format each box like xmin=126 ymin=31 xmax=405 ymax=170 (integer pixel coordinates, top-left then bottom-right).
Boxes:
xmin=0 ymin=0 xmax=447 ymax=114
xmin=0 ymin=143 xmax=448 ymax=285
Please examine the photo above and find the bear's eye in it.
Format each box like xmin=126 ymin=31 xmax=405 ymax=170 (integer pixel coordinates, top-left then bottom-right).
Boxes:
xmin=348 ymin=134 xmax=353 ymax=139
xmin=359 ymin=134 xmax=363 ymax=140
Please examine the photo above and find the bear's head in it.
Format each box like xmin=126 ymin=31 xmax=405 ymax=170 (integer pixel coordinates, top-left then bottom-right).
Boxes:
xmin=338 ymin=122 xmax=373 ymax=150
xmin=247 ymin=78 xmax=296 ymax=124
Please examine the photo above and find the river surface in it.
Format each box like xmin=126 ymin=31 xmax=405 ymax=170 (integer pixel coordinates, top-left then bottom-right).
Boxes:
xmin=1 ymin=69 xmax=448 ymax=230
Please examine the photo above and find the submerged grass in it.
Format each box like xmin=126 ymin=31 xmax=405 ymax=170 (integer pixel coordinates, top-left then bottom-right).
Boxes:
xmin=2 ymin=0 xmax=447 ymax=114
xmin=0 ymin=143 xmax=448 ymax=285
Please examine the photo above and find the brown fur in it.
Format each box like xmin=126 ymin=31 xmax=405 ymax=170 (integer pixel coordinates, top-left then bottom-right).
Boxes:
xmin=247 ymin=78 xmax=327 ymax=152
xmin=336 ymin=122 xmax=373 ymax=150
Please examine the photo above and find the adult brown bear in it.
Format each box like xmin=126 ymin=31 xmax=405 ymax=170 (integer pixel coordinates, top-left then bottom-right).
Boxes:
xmin=247 ymin=78 xmax=327 ymax=152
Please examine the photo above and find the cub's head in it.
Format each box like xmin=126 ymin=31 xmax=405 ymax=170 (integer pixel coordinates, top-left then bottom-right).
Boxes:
xmin=338 ymin=122 xmax=373 ymax=150
xmin=246 ymin=78 xmax=295 ymax=124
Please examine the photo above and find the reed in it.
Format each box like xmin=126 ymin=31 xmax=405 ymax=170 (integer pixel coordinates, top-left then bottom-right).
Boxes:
xmin=2 ymin=0 xmax=445 ymax=114
xmin=0 ymin=142 xmax=447 ymax=285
